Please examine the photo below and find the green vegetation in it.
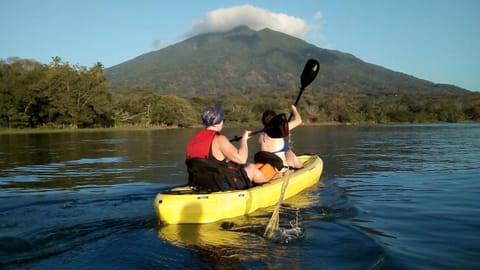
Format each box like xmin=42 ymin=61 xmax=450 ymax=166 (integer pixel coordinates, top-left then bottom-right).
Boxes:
xmin=1 ymin=57 xmax=113 ymax=128
xmin=1 ymin=57 xmax=479 ymax=130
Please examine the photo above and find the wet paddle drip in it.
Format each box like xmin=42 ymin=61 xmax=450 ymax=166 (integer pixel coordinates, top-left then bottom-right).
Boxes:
xmin=267 ymin=207 xmax=305 ymax=244
xmin=288 ymin=133 xmax=293 ymax=148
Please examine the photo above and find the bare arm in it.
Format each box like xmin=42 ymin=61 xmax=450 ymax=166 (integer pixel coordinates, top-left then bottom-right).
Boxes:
xmin=215 ymin=130 xmax=250 ymax=164
xmin=289 ymin=105 xmax=302 ymax=130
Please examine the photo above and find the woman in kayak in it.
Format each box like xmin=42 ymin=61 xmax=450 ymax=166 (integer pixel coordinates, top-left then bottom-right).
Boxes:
xmin=258 ymin=105 xmax=304 ymax=171
xmin=186 ymin=103 xmax=268 ymax=191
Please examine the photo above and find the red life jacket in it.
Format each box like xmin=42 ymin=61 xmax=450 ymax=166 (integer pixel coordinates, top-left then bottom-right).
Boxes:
xmin=185 ymin=129 xmax=252 ymax=191
xmin=186 ymin=129 xmax=218 ymax=159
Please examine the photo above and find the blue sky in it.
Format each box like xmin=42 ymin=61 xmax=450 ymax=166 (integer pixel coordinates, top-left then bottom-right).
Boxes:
xmin=1 ymin=0 xmax=479 ymax=91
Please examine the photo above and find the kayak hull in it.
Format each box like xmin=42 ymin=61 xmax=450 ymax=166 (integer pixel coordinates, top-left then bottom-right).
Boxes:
xmin=153 ymin=154 xmax=323 ymax=224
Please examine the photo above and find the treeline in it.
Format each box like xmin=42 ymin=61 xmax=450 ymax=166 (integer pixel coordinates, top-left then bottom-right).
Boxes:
xmin=1 ymin=57 xmax=479 ymax=129
xmin=1 ymin=57 xmax=112 ymax=128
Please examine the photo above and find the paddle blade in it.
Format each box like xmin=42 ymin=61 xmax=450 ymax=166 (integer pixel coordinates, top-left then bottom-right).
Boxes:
xmin=264 ymin=113 xmax=289 ymax=138
xmin=264 ymin=174 xmax=291 ymax=239
xmin=264 ymin=207 xmax=280 ymax=238
xmin=300 ymin=59 xmax=320 ymax=90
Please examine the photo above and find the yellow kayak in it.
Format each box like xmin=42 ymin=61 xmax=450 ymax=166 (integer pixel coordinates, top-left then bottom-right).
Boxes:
xmin=153 ymin=154 xmax=323 ymax=224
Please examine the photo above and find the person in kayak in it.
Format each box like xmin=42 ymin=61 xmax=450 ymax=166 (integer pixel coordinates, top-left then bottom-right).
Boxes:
xmin=258 ymin=105 xmax=304 ymax=171
xmin=186 ymin=103 xmax=269 ymax=191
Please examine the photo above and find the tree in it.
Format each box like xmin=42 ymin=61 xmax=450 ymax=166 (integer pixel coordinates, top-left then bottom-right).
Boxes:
xmin=0 ymin=58 xmax=49 ymax=127
xmin=45 ymin=58 xmax=112 ymax=127
xmin=151 ymin=95 xmax=197 ymax=127
xmin=75 ymin=62 xmax=113 ymax=127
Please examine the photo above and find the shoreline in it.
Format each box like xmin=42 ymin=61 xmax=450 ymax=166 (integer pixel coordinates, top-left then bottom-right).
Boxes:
xmin=0 ymin=122 xmax=343 ymax=135
xmin=1 ymin=121 xmax=477 ymax=135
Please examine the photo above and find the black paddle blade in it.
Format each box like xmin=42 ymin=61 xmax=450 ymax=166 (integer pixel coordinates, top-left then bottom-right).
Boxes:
xmin=300 ymin=59 xmax=320 ymax=90
xmin=265 ymin=113 xmax=289 ymax=138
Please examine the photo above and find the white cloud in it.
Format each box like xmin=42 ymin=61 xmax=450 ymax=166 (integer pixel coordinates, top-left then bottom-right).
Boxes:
xmin=306 ymin=10 xmax=330 ymax=48
xmin=152 ymin=39 xmax=169 ymax=50
xmin=186 ymin=5 xmax=307 ymax=38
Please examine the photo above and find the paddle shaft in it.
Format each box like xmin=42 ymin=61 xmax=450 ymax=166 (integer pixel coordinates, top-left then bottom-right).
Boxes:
xmin=228 ymin=128 xmax=263 ymax=142
xmin=288 ymin=87 xmax=305 ymax=121
xmin=229 ymin=113 xmax=288 ymax=142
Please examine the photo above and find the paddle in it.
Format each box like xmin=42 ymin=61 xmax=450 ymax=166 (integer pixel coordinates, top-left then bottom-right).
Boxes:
xmin=229 ymin=113 xmax=289 ymax=142
xmin=230 ymin=60 xmax=318 ymax=142
xmin=288 ymin=58 xmax=320 ymax=121
xmin=264 ymin=58 xmax=320 ymax=239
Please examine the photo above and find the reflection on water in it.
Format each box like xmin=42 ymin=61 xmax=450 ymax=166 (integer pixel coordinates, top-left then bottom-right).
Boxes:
xmin=1 ymin=124 xmax=479 ymax=269
xmin=0 ymin=130 xmax=194 ymax=194
xmin=154 ymin=180 xmax=385 ymax=269
xmin=156 ymin=186 xmax=320 ymax=248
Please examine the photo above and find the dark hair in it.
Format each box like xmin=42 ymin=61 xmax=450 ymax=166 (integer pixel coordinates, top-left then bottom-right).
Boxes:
xmin=262 ymin=110 xmax=276 ymax=126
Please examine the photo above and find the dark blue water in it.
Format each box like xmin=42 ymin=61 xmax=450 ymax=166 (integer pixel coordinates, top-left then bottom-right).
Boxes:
xmin=1 ymin=124 xmax=479 ymax=269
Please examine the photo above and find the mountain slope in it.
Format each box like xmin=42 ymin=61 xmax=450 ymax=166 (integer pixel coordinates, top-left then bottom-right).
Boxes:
xmin=105 ymin=26 xmax=468 ymax=95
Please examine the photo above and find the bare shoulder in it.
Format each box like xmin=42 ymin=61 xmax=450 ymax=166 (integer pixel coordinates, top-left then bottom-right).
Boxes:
xmin=215 ymin=133 xmax=228 ymax=142
xmin=213 ymin=133 xmax=230 ymax=147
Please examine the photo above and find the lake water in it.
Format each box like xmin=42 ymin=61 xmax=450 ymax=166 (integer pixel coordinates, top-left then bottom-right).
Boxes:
xmin=1 ymin=124 xmax=479 ymax=269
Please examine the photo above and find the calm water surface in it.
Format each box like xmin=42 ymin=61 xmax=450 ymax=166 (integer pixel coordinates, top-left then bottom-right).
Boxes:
xmin=1 ymin=124 xmax=479 ymax=269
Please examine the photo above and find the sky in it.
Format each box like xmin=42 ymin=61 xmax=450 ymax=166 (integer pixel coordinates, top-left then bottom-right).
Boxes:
xmin=1 ymin=0 xmax=479 ymax=91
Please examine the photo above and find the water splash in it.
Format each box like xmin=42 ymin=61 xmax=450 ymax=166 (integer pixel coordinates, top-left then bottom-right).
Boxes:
xmin=266 ymin=207 xmax=306 ymax=244
xmin=268 ymin=225 xmax=305 ymax=244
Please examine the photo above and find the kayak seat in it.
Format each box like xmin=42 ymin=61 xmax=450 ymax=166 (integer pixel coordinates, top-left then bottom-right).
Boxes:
xmin=185 ymin=158 xmax=252 ymax=192
xmin=254 ymin=151 xmax=284 ymax=170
